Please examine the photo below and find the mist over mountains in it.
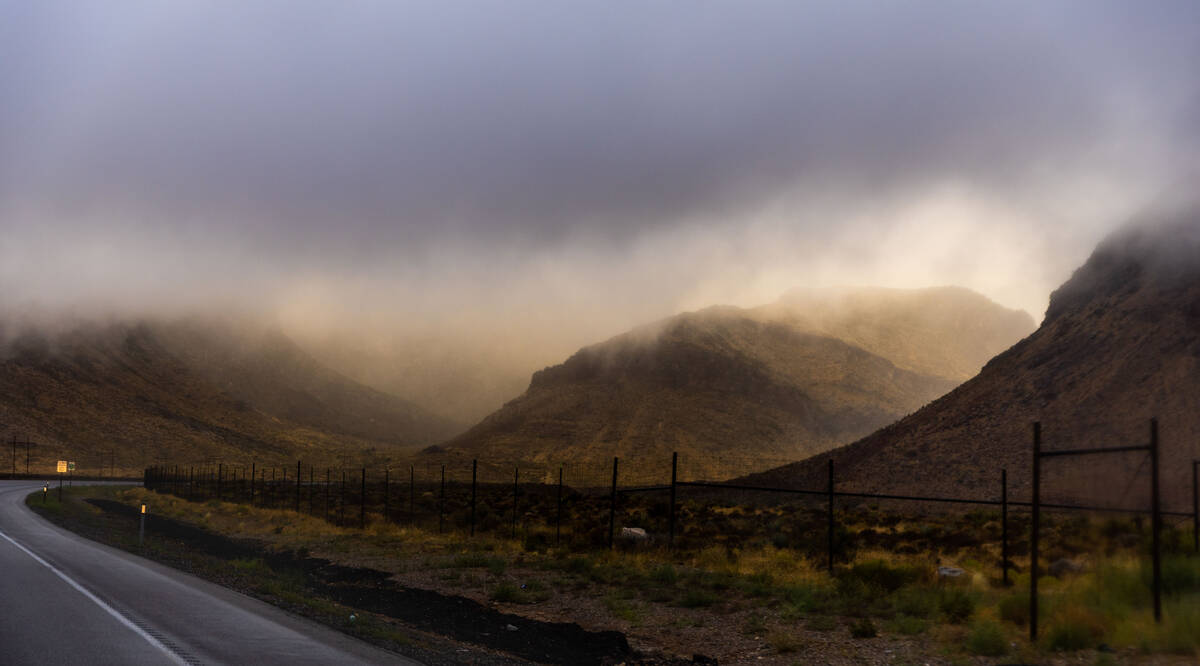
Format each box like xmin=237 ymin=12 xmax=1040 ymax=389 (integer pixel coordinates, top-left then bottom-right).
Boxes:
xmin=430 ymin=287 xmax=1033 ymax=472
xmin=0 ymin=320 xmax=456 ymax=472
xmin=761 ymin=213 xmax=1200 ymax=511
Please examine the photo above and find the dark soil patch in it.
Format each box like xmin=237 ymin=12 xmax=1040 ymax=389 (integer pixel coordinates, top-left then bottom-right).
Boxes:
xmin=86 ymin=499 xmax=638 ymax=665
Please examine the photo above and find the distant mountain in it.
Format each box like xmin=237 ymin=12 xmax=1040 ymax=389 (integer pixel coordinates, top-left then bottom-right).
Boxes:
xmin=0 ymin=321 xmax=458 ymax=474
xmin=429 ymin=287 xmax=1032 ymax=474
xmin=759 ymin=214 xmax=1200 ymax=511
xmin=752 ymin=286 xmax=1035 ymax=381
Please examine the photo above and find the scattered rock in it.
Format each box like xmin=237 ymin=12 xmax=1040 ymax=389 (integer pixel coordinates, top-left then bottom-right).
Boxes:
xmin=505 ymin=623 xmax=518 ymax=632
xmin=936 ymin=566 xmax=965 ymax=579
xmin=620 ymin=527 xmax=649 ymax=543
xmin=1048 ymin=558 xmax=1083 ymax=578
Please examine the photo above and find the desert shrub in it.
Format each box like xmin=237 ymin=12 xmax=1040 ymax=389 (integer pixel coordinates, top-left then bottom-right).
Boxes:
xmin=678 ymin=588 xmax=718 ymax=608
xmin=649 ymin=563 xmax=678 ymax=585
xmin=998 ymin=590 xmax=1030 ymax=627
xmin=741 ymin=614 xmax=767 ymax=635
xmin=1043 ymin=607 xmax=1107 ymax=651
xmin=891 ymin=586 xmax=939 ymax=619
xmin=767 ymin=630 xmax=804 ymax=653
xmin=1151 ymin=555 xmax=1200 ymax=596
xmin=965 ymin=619 xmax=1008 ymax=656
xmin=843 ymin=559 xmax=922 ymax=594
xmin=938 ymin=587 xmax=976 ymax=624
xmin=489 ymin=581 xmax=522 ymax=603
xmin=849 ymin=618 xmax=877 ymax=638
xmin=886 ymin=614 xmax=928 ymax=635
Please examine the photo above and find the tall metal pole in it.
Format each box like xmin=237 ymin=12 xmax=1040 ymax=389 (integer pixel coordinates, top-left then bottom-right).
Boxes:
xmin=668 ymin=452 xmax=678 ymax=549
xmin=1192 ymin=460 xmax=1198 ymax=553
xmin=1001 ymin=468 xmax=1009 ymax=586
xmin=556 ymin=464 xmax=563 ymax=545
xmin=1150 ymin=418 xmax=1162 ymax=623
xmin=608 ymin=457 xmax=619 ymax=550
xmin=1030 ymin=422 xmax=1041 ymax=643
xmin=512 ymin=466 xmax=519 ymax=539
xmin=469 ymin=460 xmax=477 ymax=537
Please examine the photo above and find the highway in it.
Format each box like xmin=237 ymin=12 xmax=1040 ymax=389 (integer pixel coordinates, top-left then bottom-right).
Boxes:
xmin=0 ymin=480 xmax=418 ymax=665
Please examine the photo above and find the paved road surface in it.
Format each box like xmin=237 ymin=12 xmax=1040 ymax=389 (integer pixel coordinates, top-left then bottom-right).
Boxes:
xmin=0 ymin=480 xmax=419 ymax=665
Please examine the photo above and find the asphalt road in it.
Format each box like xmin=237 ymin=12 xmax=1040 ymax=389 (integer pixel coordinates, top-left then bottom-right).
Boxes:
xmin=0 ymin=480 xmax=420 ymax=665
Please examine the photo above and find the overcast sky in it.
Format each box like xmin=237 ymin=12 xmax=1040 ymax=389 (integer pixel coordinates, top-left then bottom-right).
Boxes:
xmin=2 ymin=1 xmax=1198 ymax=349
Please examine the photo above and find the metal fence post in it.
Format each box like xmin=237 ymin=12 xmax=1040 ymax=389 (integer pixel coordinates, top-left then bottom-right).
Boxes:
xmin=217 ymin=463 xmax=223 ymax=501
xmin=1030 ymin=421 xmax=1041 ymax=643
xmin=309 ymin=466 xmax=315 ymax=514
xmin=827 ymin=458 xmax=835 ymax=574
xmin=1001 ymin=468 xmax=1009 ymax=586
xmin=1150 ymin=418 xmax=1161 ymax=623
xmin=325 ymin=468 xmax=331 ymax=518
xmin=440 ymin=464 xmax=446 ymax=533
xmin=410 ymin=464 xmax=415 ymax=522
xmin=556 ymin=464 xmax=563 ymax=545
xmin=384 ymin=469 xmax=390 ymax=522
xmin=295 ymin=461 xmax=301 ymax=513
xmin=1193 ymin=460 xmax=1198 ymax=553
xmin=360 ymin=467 xmax=366 ymax=529
xmin=512 ymin=466 xmax=519 ymax=539
xmin=608 ymin=457 xmax=619 ymax=550
xmin=669 ymin=452 xmax=678 ymax=549
xmin=340 ymin=469 xmax=346 ymax=524
xmin=470 ymin=460 xmax=477 ymax=537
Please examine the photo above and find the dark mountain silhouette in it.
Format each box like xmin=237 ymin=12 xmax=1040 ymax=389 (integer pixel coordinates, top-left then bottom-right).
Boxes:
xmin=0 ymin=320 xmax=458 ymax=474
xmin=757 ymin=214 xmax=1200 ymax=511
xmin=429 ymin=288 xmax=1032 ymax=475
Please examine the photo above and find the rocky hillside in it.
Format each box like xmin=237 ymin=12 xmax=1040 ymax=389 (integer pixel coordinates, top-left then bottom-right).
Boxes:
xmin=430 ymin=287 xmax=1032 ymax=474
xmin=759 ymin=214 xmax=1200 ymax=511
xmin=0 ymin=321 xmax=458 ymax=474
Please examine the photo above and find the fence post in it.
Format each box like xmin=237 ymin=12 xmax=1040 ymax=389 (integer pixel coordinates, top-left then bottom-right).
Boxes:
xmin=1001 ymin=468 xmax=1009 ymax=586
xmin=556 ymin=464 xmax=563 ymax=545
xmin=340 ymin=469 xmax=346 ymax=524
xmin=295 ymin=461 xmax=301 ymax=513
xmin=309 ymin=466 xmax=314 ymax=514
xmin=1193 ymin=460 xmax=1198 ymax=554
xmin=384 ymin=469 xmax=390 ymax=522
xmin=1030 ymin=421 xmax=1041 ymax=643
xmin=470 ymin=460 xmax=477 ymax=537
xmin=826 ymin=459 xmax=836 ymax=574
xmin=360 ymin=467 xmax=367 ymax=529
xmin=1150 ymin=418 xmax=1161 ymax=623
xmin=440 ymin=464 xmax=446 ymax=533
xmin=325 ymin=468 xmax=331 ymax=518
xmin=217 ymin=463 xmax=223 ymax=501
xmin=669 ymin=452 xmax=678 ymax=549
xmin=410 ymin=464 xmax=415 ymax=522
xmin=512 ymin=466 xmax=519 ymax=539
xmin=608 ymin=457 xmax=619 ymax=550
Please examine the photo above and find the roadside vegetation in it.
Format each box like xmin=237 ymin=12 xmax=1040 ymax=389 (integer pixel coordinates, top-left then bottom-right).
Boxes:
xmin=29 ymin=485 xmax=1200 ymax=664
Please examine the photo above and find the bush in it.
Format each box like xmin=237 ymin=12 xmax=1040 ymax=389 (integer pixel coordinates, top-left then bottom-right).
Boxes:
xmin=649 ymin=563 xmax=678 ymax=585
xmin=849 ymin=618 xmax=877 ymax=638
xmin=891 ymin=586 xmax=938 ymax=619
xmin=886 ymin=614 xmax=928 ymax=635
xmin=939 ymin=588 xmax=976 ymax=624
xmin=490 ymin=581 xmax=523 ymax=603
xmin=679 ymin=588 xmax=718 ymax=608
xmin=844 ymin=559 xmax=922 ymax=594
xmin=1043 ymin=607 xmax=1107 ymax=652
xmin=767 ymin=630 xmax=804 ymax=653
xmin=965 ymin=620 xmax=1008 ymax=656
xmin=997 ymin=591 xmax=1029 ymax=627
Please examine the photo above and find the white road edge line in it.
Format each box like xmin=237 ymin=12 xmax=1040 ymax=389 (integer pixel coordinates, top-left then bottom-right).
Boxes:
xmin=0 ymin=527 xmax=190 ymax=666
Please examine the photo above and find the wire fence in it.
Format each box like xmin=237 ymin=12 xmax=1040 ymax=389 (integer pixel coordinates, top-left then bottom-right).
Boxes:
xmin=143 ymin=421 xmax=1199 ymax=565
